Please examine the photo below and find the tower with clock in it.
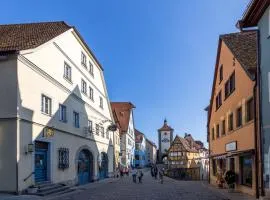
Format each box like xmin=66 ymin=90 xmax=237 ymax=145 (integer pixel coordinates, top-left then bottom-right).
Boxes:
xmin=158 ymin=119 xmax=174 ymax=163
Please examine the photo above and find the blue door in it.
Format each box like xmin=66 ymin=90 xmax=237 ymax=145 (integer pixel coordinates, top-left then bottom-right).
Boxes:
xmin=99 ymin=152 xmax=108 ymax=180
xmin=35 ymin=150 xmax=47 ymax=182
xmin=78 ymin=150 xmax=93 ymax=185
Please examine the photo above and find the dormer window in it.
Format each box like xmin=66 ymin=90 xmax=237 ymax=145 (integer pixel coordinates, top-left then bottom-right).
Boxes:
xmin=81 ymin=52 xmax=87 ymax=68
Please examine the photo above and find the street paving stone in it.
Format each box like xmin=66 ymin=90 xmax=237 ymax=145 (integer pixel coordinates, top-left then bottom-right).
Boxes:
xmin=47 ymin=170 xmax=247 ymax=200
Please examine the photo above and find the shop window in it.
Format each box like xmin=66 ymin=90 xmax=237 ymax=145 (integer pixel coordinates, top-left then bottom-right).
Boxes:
xmin=240 ymin=155 xmax=252 ymax=187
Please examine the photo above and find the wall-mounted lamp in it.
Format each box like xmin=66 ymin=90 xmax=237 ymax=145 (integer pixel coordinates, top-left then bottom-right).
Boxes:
xmin=25 ymin=143 xmax=34 ymax=154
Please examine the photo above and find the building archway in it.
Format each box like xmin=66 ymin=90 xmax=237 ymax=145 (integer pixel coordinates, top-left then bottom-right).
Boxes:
xmin=99 ymin=152 xmax=108 ymax=180
xmin=76 ymin=148 xmax=94 ymax=185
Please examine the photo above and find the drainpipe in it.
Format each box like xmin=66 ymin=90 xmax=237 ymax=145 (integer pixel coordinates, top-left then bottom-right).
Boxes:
xmin=257 ymin=30 xmax=265 ymax=197
xmin=254 ymin=76 xmax=259 ymax=199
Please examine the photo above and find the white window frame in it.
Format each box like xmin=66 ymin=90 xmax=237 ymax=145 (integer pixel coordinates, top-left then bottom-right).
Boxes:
xmin=89 ymin=86 xmax=94 ymax=100
xmin=63 ymin=62 xmax=72 ymax=82
xmin=81 ymin=79 xmax=87 ymax=95
xmin=81 ymin=52 xmax=87 ymax=67
xmin=41 ymin=94 xmax=52 ymax=115
xmin=89 ymin=61 xmax=94 ymax=77
xmin=73 ymin=111 xmax=80 ymax=128
xmin=88 ymin=120 xmax=93 ymax=133
xmin=99 ymin=96 xmax=103 ymax=109
xmin=59 ymin=104 xmax=67 ymax=122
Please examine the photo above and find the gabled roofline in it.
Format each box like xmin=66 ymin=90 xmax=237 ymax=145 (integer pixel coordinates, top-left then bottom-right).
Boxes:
xmin=238 ymin=0 xmax=269 ymax=29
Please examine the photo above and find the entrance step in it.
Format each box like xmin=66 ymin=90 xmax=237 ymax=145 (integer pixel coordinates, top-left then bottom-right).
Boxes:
xmin=33 ymin=182 xmax=75 ymax=196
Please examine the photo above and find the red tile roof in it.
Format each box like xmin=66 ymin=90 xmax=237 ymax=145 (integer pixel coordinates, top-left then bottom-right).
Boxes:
xmin=135 ymin=129 xmax=144 ymax=143
xmin=158 ymin=119 xmax=174 ymax=131
xmin=0 ymin=21 xmax=71 ymax=52
xmin=110 ymin=102 xmax=135 ymax=134
xmin=0 ymin=21 xmax=104 ymax=70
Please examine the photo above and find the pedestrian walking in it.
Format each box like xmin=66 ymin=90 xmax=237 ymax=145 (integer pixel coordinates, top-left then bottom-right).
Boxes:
xmin=131 ymin=168 xmax=137 ymax=183
xmin=159 ymin=168 xmax=165 ymax=184
xmin=154 ymin=166 xmax=158 ymax=179
xmin=151 ymin=165 xmax=154 ymax=177
xmin=138 ymin=168 xmax=144 ymax=183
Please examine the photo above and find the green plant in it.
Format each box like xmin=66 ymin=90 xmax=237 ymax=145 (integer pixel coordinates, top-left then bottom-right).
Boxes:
xmin=224 ymin=170 xmax=236 ymax=188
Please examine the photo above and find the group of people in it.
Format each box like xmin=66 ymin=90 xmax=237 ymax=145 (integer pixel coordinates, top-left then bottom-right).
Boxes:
xmin=151 ymin=164 xmax=165 ymax=184
xmin=131 ymin=168 xmax=144 ymax=183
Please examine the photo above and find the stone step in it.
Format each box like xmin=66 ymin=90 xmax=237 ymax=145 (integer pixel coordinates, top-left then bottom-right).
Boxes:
xmin=37 ymin=184 xmax=63 ymax=193
xmin=47 ymin=188 xmax=77 ymax=197
xmin=36 ymin=185 xmax=71 ymax=196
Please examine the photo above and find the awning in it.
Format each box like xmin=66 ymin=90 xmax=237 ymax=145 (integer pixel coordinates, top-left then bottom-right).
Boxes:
xmin=210 ymin=153 xmax=227 ymax=160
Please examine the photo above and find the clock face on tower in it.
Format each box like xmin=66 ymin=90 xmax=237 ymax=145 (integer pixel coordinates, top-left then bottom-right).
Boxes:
xmin=161 ymin=133 xmax=170 ymax=143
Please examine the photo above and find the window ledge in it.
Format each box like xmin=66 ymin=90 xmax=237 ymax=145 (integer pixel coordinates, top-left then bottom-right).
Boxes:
xmin=41 ymin=112 xmax=52 ymax=117
xmin=63 ymin=76 xmax=73 ymax=85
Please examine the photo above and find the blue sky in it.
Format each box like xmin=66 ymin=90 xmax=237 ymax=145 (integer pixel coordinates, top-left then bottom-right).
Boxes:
xmin=0 ymin=0 xmax=250 ymax=146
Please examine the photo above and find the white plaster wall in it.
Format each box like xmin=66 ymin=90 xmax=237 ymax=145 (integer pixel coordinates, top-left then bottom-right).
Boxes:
xmin=15 ymin=30 xmax=115 ymax=191
xmin=0 ymin=57 xmax=18 ymax=192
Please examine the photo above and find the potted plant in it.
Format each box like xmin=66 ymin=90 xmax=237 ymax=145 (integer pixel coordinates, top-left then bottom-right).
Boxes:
xmin=216 ymin=172 xmax=225 ymax=188
xmin=224 ymin=170 xmax=236 ymax=192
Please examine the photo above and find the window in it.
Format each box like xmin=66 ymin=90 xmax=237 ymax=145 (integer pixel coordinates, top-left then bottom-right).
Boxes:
xmin=88 ymin=120 xmax=93 ymax=133
xmin=99 ymin=96 xmax=103 ymax=109
xmin=89 ymin=61 xmax=94 ymax=76
xmin=229 ymin=113 xmax=234 ymax=131
xmin=64 ymin=62 xmax=72 ymax=82
xmin=246 ymin=98 xmax=254 ymax=122
xmin=222 ymin=120 xmax=226 ymax=136
xmin=59 ymin=104 xmax=67 ymax=122
xmin=95 ymin=124 xmax=100 ymax=135
xmin=101 ymin=126 xmax=105 ymax=137
xmin=225 ymin=72 xmax=235 ymax=99
xmin=58 ymin=148 xmax=69 ymax=170
xmin=81 ymin=79 xmax=87 ymax=94
xmin=216 ymin=124 xmax=220 ymax=138
xmin=237 ymin=106 xmax=242 ymax=127
xmin=216 ymin=91 xmax=222 ymax=110
xmin=89 ymin=87 xmax=94 ymax=100
xmin=219 ymin=65 xmax=223 ymax=82
xmin=106 ymin=130 xmax=109 ymax=139
xmin=73 ymin=111 xmax=80 ymax=128
xmin=41 ymin=95 xmax=52 ymax=115
xmin=81 ymin=52 xmax=87 ymax=67
xmin=212 ymin=128 xmax=215 ymax=140
xmin=240 ymin=155 xmax=252 ymax=187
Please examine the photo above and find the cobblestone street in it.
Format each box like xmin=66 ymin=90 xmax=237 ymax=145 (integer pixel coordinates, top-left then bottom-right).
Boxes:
xmin=46 ymin=170 xmax=254 ymax=200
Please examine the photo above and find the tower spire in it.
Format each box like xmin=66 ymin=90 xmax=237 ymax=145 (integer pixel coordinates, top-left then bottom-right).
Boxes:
xmin=164 ymin=118 xmax=167 ymax=125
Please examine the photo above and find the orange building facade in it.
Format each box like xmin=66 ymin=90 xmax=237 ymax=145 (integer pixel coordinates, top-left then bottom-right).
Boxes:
xmin=208 ymin=31 xmax=258 ymax=196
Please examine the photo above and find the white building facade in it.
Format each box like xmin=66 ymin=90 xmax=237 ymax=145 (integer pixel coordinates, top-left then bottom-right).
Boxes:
xmin=145 ymin=138 xmax=157 ymax=166
xmin=0 ymin=22 xmax=117 ymax=193
xmin=111 ymin=102 xmax=135 ymax=168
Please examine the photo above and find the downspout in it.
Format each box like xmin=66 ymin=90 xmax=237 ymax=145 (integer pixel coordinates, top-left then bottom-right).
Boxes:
xmin=254 ymin=74 xmax=259 ymax=199
xmin=257 ymin=30 xmax=265 ymax=197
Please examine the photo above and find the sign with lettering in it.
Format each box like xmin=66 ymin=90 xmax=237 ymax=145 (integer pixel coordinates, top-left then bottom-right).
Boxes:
xmin=43 ymin=127 xmax=55 ymax=138
xmin=225 ymin=141 xmax=237 ymax=152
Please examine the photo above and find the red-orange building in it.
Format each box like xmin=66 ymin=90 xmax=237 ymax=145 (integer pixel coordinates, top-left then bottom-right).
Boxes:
xmin=208 ymin=31 xmax=258 ymax=196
